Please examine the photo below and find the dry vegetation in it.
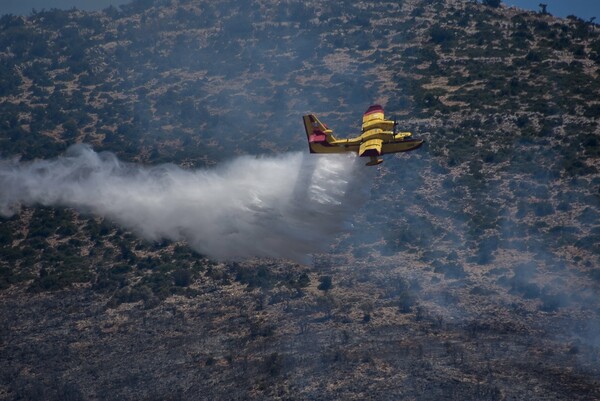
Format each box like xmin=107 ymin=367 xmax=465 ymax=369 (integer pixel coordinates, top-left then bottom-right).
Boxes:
xmin=0 ymin=0 xmax=599 ymax=400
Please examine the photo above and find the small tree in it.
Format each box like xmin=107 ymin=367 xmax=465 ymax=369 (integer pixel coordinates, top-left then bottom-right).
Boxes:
xmin=317 ymin=275 xmax=333 ymax=292
xmin=172 ymin=269 xmax=192 ymax=287
xmin=482 ymin=0 xmax=501 ymax=7
xmin=297 ymin=272 xmax=310 ymax=288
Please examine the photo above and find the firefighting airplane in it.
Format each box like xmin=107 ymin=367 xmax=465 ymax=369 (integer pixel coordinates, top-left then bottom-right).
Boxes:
xmin=303 ymin=105 xmax=423 ymax=166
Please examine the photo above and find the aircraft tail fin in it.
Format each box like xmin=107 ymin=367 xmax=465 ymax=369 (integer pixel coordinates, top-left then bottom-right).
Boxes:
xmin=303 ymin=114 xmax=335 ymax=153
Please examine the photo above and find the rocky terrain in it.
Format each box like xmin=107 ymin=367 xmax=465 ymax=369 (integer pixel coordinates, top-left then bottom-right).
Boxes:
xmin=0 ymin=0 xmax=599 ymax=399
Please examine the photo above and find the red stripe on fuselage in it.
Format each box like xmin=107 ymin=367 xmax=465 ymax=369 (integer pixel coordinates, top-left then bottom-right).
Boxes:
xmin=309 ymin=133 xmax=327 ymax=143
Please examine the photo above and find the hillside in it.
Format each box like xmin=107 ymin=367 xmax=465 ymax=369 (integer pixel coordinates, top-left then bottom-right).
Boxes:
xmin=0 ymin=0 xmax=599 ymax=400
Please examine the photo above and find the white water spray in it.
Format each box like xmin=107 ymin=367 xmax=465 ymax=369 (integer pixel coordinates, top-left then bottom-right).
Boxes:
xmin=0 ymin=145 xmax=372 ymax=260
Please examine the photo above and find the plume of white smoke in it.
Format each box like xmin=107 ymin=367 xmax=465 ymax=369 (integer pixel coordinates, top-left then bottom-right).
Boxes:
xmin=0 ymin=144 xmax=372 ymax=261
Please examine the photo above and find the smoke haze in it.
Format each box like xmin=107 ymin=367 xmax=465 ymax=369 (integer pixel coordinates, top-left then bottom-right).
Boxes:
xmin=0 ymin=144 xmax=371 ymax=261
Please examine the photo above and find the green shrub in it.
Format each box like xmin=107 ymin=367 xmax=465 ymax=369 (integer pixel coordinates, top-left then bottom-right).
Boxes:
xmin=434 ymin=263 xmax=466 ymax=279
xmin=429 ymin=24 xmax=455 ymax=44
xmin=172 ymin=269 xmax=192 ymax=287
xmin=482 ymin=0 xmax=501 ymax=7
xmin=317 ymin=275 xmax=333 ymax=292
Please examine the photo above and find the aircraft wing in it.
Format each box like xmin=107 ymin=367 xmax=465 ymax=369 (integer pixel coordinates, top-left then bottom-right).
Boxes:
xmin=361 ymin=104 xmax=385 ymax=132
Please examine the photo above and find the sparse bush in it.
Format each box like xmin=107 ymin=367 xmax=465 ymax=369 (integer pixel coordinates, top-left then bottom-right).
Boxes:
xmin=539 ymin=288 xmax=569 ymax=312
xmin=297 ymin=272 xmax=310 ymax=288
xmin=265 ymin=352 xmax=283 ymax=377
xmin=318 ymin=275 xmax=333 ymax=292
xmin=172 ymin=269 xmax=192 ymax=287
xmin=398 ymin=291 xmax=416 ymax=313
xmin=534 ymin=201 xmax=554 ymax=217
xmin=434 ymin=263 xmax=467 ymax=279
xmin=429 ymin=24 xmax=454 ymax=44
xmin=29 ymin=264 xmax=93 ymax=292
xmin=470 ymin=286 xmax=496 ymax=296
xmin=112 ymin=284 xmax=154 ymax=306
xmin=234 ymin=265 xmax=275 ymax=289
xmin=482 ymin=0 xmax=501 ymax=7
xmin=249 ymin=321 xmax=275 ymax=339
xmin=589 ymin=269 xmax=600 ymax=282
